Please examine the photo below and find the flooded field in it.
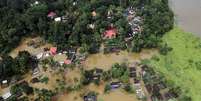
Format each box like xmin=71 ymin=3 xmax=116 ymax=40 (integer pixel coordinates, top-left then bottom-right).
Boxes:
xmin=5 ymin=37 xmax=158 ymax=101
xmin=58 ymin=85 xmax=138 ymax=101
xmin=64 ymin=68 xmax=81 ymax=85
xmin=84 ymin=49 xmax=157 ymax=70
xmin=58 ymin=49 xmax=157 ymax=101
xmin=99 ymin=89 xmax=138 ymax=101
xmin=9 ymin=37 xmax=52 ymax=57
xmin=169 ymin=0 xmax=201 ymax=36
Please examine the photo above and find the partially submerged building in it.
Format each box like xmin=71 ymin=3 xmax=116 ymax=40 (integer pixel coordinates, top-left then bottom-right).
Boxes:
xmin=110 ymin=82 xmax=121 ymax=89
xmin=84 ymin=94 xmax=97 ymax=101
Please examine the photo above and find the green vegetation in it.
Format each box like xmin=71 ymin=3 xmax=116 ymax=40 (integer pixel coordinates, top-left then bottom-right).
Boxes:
xmin=148 ymin=28 xmax=201 ymax=101
xmin=111 ymin=63 xmax=129 ymax=83
xmin=123 ymin=84 xmax=134 ymax=93
xmin=0 ymin=51 xmax=38 ymax=80
xmin=40 ymin=76 xmax=49 ymax=84
xmin=35 ymin=89 xmax=55 ymax=101
xmin=104 ymin=83 xmax=111 ymax=93
xmin=11 ymin=81 xmax=34 ymax=96
xmin=0 ymin=0 xmax=173 ymax=54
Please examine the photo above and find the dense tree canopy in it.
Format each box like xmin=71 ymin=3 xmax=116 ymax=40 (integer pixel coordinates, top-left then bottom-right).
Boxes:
xmin=0 ymin=51 xmax=37 ymax=80
xmin=0 ymin=0 xmax=173 ymax=54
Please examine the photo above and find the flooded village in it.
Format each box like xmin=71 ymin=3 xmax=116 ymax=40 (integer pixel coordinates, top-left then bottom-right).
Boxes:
xmin=0 ymin=0 xmax=178 ymax=101
xmin=0 ymin=35 xmax=178 ymax=101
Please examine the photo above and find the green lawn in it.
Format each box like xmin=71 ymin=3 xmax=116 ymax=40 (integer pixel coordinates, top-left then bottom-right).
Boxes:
xmin=149 ymin=27 xmax=201 ymax=101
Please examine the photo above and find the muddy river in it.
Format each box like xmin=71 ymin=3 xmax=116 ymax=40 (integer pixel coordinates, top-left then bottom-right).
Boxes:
xmin=169 ymin=0 xmax=201 ymax=36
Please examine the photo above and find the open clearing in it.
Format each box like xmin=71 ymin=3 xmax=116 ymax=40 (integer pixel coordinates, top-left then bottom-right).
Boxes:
xmin=149 ymin=27 xmax=201 ymax=101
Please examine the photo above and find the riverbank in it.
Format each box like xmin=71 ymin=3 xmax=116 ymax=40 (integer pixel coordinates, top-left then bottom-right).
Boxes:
xmin=149 ymin=27 xmax=201 ymax=101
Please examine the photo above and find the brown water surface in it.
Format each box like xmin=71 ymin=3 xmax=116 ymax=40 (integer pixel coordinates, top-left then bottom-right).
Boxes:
xmin=84 ymin=49 xmax=157 ymax=71
xmin=170 ymin=0 xmax=201 ymax=36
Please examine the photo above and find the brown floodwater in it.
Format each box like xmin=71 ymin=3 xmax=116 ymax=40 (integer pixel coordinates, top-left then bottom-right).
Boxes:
xmin=9 ymin=37 xmax=52 ymax=58
xmin=7 ymin=37 xmax=157 ymax=101
xmin=84 ymin=49 xmax=157 ymax=71
xmin=58 ymin=85 xmax=138 ymax=101
xmin=169 ymin=0 xmax=201 ymax=36
xmin=99 ymin=89 xmax=138 ymax=101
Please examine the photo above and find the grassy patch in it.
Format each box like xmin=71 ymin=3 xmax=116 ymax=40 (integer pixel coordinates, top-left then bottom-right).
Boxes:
xmin=149 ymin=27 xmax=201 ymax=101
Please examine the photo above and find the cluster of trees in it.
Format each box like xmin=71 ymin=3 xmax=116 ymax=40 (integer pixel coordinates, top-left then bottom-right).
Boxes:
xmin=34 ymin=89 xmax=56 ymax=101
xmin=130 ymin=0 xmax=174 ymax=52
xmin=0 ymin=0 xmax=173 ymax=54
xmin=110 ymin=63 xmax=129 ymax=83
xmin=0 ymin=51 xmax=38 ymax=80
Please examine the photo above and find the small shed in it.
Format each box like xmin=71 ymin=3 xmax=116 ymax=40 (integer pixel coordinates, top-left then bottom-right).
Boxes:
xmin=84 ymin=95 xmax=97 ymax=101
xmin=110 ymin=82 xmax=121 ymax=89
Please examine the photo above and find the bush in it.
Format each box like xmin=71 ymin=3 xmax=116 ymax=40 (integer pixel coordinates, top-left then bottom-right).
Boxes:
xmin=159 ymin=43 xmax=173 ymax=55
xmin=40 ymin=76 xmax=49 ymax=84
xmin=124 ymin=84 xmax=134 ymax=93
xmin=104 ymin=84 xmax=111 ymax=93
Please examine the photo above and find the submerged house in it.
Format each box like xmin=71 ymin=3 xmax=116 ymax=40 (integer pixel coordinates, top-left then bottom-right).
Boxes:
xmin=93 ymin=68 xmax=103 ymax=76
xmin=83 ymin=69 xmax=103 ymax=84
xmin=129 ymin=67 xmax=137 ymax=78
xmin=84 ymin=95 xmax=97 ymax=101
xmin=110 ymin=82 xmax=121 ymax=89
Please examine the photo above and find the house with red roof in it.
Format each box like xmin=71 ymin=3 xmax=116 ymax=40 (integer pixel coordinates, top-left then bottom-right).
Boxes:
xmin=103 ymin=28 xmax=117 ymax=39
xmin=47 ymin=12 xmax=57 ymax=19
xmin=50 ymin=47 xmax=57 ymax=55
xmin=64 ymin=59 xmax=72 ymax=65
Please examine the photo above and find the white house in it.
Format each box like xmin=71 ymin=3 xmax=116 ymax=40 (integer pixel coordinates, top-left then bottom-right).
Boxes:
xmin=54 ymin=17 xmax=62 ymax=22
